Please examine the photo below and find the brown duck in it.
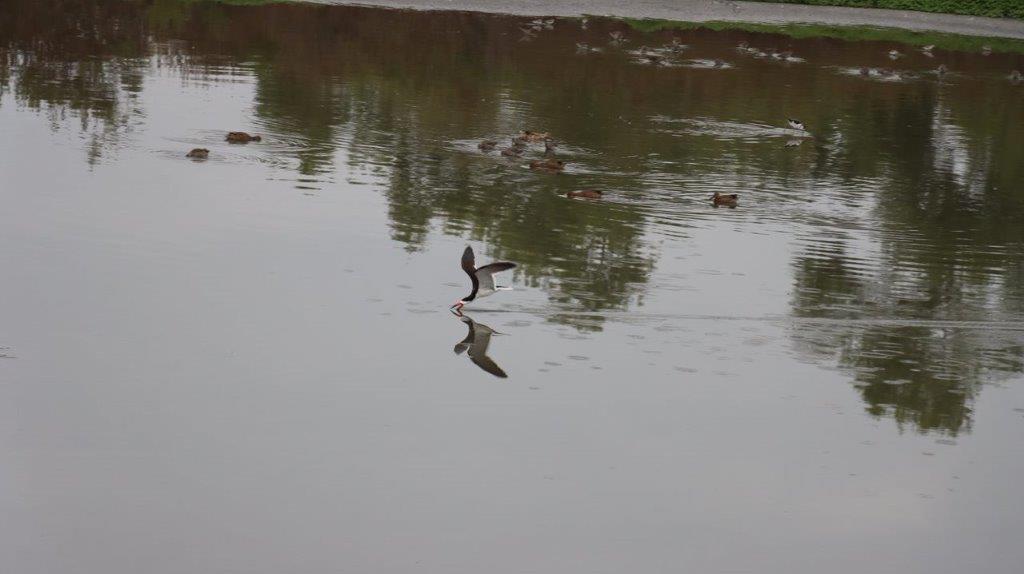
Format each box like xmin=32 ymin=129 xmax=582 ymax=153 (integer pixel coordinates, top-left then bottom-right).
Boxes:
xmin=501 ymin=142 xmax=527 ymax=158
xmin=711 ymin=192 xmax=739 ymax=207
xmin=530 ymin=159 xmax=565 ymax=172
xmin=518 ymin=130 xmax=550 ymax=143
xmin=478 ymin=140 xmax=498 ymax=151
xmin=226 ymin=131 xmax=261 ymax=143
xmin=186 ymin=148 xmax=209 ymax=159
xmin=567 ymin=190 xmax=601 ymax=199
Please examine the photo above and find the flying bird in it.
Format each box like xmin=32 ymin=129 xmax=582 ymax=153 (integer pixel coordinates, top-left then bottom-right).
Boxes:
xmin=451 ymin=246 xmax=517 ymax=313
xmin=453 ymin=315 xmax=508 ymax=378
xmin=787 ymin=118 xmax=806 ymax=131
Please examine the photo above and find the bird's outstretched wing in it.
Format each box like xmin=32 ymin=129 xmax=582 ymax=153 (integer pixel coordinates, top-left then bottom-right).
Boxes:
xmin=471 ymin=354 xmax=508 ymax=378
xmin=461 ymin=246 xmax=476 ymax=277
xmin=474 ymin=262 xmax=516 ymax=292
xmin=454 ymin=317 xmax=475 ymax=355
xmin=468 ymin=321 xmax=506 ymax=377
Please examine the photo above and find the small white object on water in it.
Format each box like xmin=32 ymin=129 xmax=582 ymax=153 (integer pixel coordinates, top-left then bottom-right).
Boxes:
xmin=788 ymin=118 xmax=806 ymax=132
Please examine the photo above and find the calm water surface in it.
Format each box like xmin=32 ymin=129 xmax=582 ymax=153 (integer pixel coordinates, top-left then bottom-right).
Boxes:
xmin=2 ymin=1 xmax=1024 ymax=572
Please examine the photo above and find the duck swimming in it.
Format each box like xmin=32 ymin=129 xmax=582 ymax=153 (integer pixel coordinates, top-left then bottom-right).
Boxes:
xmin=478 ymin=140 xmax=498 ymax=152
xmin=518 ymin=130 xmax=550 ymax=143
xmin=543 ymin=137 xmax=557 ymax=156
xmin=501 ymin=145 xmax=525 ymax=158
xmin=186 ymin=148 xmax=209 ymax=159
xmin=530 ymin=159 xmax=565 ymax=172
xmin=567 ymin=190 xmax=602 ymax=199
xmin=226 ymin=131 xmax=261 ymax=143
xmin=711 ymin=192 xmax=739 ymax=207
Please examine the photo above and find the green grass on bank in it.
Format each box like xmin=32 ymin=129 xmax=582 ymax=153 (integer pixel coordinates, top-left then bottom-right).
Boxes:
xmin=743 ymin=1 xmax=1023 ymax=20
xmin=624 ymin=18 xmax=1024 ymax=54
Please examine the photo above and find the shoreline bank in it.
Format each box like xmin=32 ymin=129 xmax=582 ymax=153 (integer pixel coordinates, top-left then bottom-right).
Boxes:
xmin=314 ymin=0 xmax=1024 ymax=39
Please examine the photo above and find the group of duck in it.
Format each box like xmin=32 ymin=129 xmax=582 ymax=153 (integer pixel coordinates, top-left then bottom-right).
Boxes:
xmin=477 ymin=130 xmax=604 ymax=200
xmin=185 ymin=131 xmax=262 ymax=160
xmin=475 ymin=126 xmax=759 ymax=206
xmin=573 ymin=27 xmax=1023 ymax=85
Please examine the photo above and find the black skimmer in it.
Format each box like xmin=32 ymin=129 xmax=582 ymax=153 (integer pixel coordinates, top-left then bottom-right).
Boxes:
xmin=787 ymin=118 xmax=806 ymax=132
xmin=451 ymin=246 xmax=516 ymax=314
xmin=454 ymin=315 xmax=508 ymax=378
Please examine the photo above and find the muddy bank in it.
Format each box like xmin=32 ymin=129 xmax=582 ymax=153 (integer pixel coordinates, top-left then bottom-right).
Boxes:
xmin=323 ymin=0 xmax=1024 ymax=38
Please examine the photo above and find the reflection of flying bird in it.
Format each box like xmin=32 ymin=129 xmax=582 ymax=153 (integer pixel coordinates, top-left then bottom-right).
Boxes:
xmin=454 ymin=315 xmax=508 ymax=378
xmin=451 ymin=246 xmax=517 ymax=313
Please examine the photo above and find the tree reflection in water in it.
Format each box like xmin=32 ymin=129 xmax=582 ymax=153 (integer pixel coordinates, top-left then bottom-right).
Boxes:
xmin=2 ymin=0 xmax=1023 ymax=434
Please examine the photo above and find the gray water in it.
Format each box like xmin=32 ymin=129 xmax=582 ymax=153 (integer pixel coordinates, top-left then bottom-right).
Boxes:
xmin=2 ymin=2 xmax=1024 ymax=572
